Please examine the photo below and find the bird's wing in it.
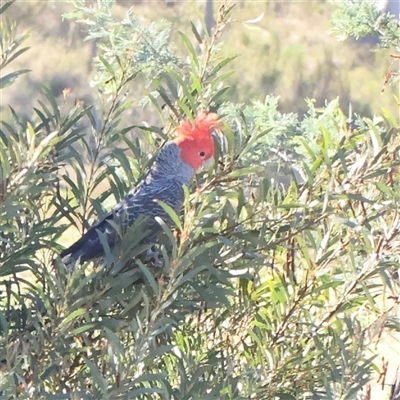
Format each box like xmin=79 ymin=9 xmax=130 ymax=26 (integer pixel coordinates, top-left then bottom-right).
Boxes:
xmin=123 ymin=178 xmax=185 ymax=227
xmin=60 ymin=178 xmax=184 ymax=267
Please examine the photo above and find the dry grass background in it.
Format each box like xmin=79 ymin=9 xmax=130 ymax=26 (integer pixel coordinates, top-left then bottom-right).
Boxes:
xmin=3 ymin=1 xmax=399 ymax=118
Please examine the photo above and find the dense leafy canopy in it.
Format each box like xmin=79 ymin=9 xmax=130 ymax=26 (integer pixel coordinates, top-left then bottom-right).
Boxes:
xmin=0 ymin=0 xmax=399 ymax=399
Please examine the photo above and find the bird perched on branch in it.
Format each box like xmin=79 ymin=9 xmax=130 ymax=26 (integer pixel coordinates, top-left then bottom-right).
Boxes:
xmin=60 ymin=113 xmax=221 ymax=269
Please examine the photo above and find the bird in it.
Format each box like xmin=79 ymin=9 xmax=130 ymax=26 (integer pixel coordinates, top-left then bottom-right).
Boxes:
xmin=60 ymin=112 xmax=221 ymax=269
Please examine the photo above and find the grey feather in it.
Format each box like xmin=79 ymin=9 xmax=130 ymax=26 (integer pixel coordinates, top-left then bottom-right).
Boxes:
xmin=60 ymin=142 xmax=194 ymax=269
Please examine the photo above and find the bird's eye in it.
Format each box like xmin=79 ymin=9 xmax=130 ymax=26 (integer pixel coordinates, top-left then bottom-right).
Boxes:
xmin=199 ymin=151 xmax=206 ymax=157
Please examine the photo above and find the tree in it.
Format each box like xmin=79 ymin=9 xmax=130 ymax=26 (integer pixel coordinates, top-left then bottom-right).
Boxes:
xmin=0 ymin=0 xmax=399 ymax=398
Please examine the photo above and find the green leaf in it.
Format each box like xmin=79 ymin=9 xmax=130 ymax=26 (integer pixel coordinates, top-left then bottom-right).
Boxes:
xmin=84 ymin=357 xmax=108 ymax=394
xmin=156 ymin=199 xmax=183 ymax=232
xmin=0 ymin=0 xmax=15 ymax=14
xmin=42 ymin=85 xmax=61 ymax=122
xmin=209 ymin=86 xmax=230 ymax=105
xmin=70 ymin=323 xmax=98 ymax=336
xmin=179 ymin=31 xmax=199 ymax=69
xmin=207 ymin=56 xmax=237 ymax=78
xmin=99 ymin=54 xmax=116 ymax=78
xmin=136 ymin=260 xmax=159 ymax=295
xmin=59 ymin=308 xmax=87 ymax=332
xmin=5 ymin=46 xmax=30 ymax=66
xmin=0 ymin=69 xmax=30 ymax=88
xmin=190 ymin=21 xmax=203 ymax=44
xmin=165 ymin=67 xmax=196 ymax=112
xmin=175 ymin=265 xmax=208 ymax=287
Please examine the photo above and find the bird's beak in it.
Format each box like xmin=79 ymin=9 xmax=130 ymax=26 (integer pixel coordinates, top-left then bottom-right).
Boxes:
xmin=196 ymin=156 xmax=214 ymax=173
xmin=203 ymin=157 xmax=214 ymax=169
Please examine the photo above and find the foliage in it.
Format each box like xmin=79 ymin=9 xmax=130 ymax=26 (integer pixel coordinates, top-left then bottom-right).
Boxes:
xmin=330 ymin=0 xmax=400 ymax=93
xmin=330 ymin=0 xmax=400 ymax=49
xmin=3 ymin=1 xmax=398 ymax=120
xmin=64 ymin=0 xmax=181 ymax=91
xmin=0 ymin=0 xmax=30 ymax=89
xmin=0 ymin=1 xmax=399 ymax=400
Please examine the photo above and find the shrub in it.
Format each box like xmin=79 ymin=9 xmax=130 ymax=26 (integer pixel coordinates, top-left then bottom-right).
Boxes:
xmin=0 ymin=0 xmax=399 ymax=398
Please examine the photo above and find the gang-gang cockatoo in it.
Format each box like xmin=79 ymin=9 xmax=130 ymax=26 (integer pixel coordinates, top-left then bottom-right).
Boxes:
xmin=60 ymin=113 xmax=221 ymax=269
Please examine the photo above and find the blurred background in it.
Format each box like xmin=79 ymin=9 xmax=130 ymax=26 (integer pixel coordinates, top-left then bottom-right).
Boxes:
xmin=2 ymin=0 xmax=400 ymax=123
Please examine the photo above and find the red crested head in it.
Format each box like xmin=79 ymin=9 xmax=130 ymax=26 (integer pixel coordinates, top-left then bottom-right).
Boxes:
xmin=174 ymin=112 xmax=221 ymax=170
